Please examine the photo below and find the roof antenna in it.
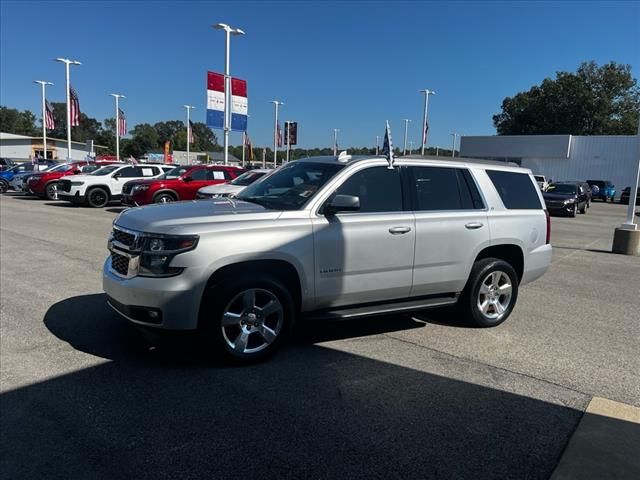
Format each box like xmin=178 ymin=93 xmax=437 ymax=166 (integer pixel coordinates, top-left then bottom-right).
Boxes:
xmin=382 ymin=120 xmax=395 ymax=169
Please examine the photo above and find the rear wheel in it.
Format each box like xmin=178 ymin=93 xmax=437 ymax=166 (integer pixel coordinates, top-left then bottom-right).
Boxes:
xmin=154 ymin=192 xmax=176 ymax=204
xmin=200 ymin=274 xmax=294 ymax=363
xmin=0 ymin=180 xmax=8 ymax=193
xmin=86 ymin=187 xmax=109 ymax=208
xmin=459 ymin=258 xmax=519 ymax=327
xmin=44 ymin=182 xmax=59 ymax=200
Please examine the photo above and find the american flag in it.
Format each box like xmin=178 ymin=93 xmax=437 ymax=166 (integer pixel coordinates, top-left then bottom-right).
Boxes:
xmin=188 ymin=120 xmax=195 ymax=144
xmin=276 ymin=123 xmax=283 ymax=147
xmin=118 ymin=108 xmax=127 ymax=136
xmin=382 ymin=120 xmax=395 ymax=166
xmin=45 ymin=100 xmax=55 ymax=130
xmin=69 ymin=87 xmax=80 ymax=126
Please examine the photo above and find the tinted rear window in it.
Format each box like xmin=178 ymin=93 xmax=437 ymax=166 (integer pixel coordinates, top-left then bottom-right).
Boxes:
xmin=486 ymin=170 xmax=542 ymax=209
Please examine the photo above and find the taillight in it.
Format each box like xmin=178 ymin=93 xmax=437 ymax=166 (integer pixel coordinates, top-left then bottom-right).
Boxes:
xmin=545 ymin=209 xmax=551 ymax=244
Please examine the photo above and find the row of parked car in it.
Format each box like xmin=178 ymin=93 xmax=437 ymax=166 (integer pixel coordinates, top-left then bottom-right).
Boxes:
xmin=0 ymin=160 xmax=273 ymax=207
xmin=532 ymin=174 xmax=638 ymax=217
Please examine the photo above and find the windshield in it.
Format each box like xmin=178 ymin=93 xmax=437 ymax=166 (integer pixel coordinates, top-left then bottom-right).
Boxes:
xmin=89 ymin=165 xmax=121 ymax=176
xmin=236 ymin=162 xmax=344 ymax=210
xmin=547 ymin=184 xmax=577 ymax=194
xmin=230 ymin=170 xmax=269 ymax=186
xmin=162 ymin=166 xmax=189 ymax=179
xmin=587 ymin=180 xmax=605 ymax=188
xmin=47 ymin=163 xmax=73 ymax=173
xmin=534 ymin=176 xmax=545 ymax=182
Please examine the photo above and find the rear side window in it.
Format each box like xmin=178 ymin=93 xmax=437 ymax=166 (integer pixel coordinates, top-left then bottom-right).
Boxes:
xmin=486 ymin=170 xmax=542 ymax=209
xmin=408 ymin=166 xmax=484 ymax=211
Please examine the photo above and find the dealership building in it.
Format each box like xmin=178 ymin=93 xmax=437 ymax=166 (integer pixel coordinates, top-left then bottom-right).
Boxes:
xmin=0 ymin=132 xmax=105 ymax=161
xmin=459 ymin=135 xmax=639 ymax=192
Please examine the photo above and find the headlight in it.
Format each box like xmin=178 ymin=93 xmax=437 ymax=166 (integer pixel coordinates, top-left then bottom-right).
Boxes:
xmin=563 ymin=198 xmax=576 ymax=204
xmin=132 ymin=184 xmax=150 ymax=192
xmin=70 ymin=181 xmax=84 ymax=186
xmin=138 ymin=234 xmax=199 ymax=277
xmin=196 ymin=192 xmax=212 ymax=199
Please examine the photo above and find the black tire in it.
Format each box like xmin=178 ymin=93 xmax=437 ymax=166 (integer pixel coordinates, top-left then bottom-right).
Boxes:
xmin=44 ymin=182 xmax=59 ymax=201
xmin=153 ymin=192 xmax=176 ymax=204
xmin=459 ymin=258 xmax=519 ymax=328
xmin=580 ymin=203 xmax=587 ymax=214
xmin=86 ymin=187 xmax=109 ymax=208
xmin=0 ymin=180 xmax=8 ymax=193
xmin=570 ymin=203 xmax=577 ymax=217
xmin=199 ymin=274 xmax=295 ymax=364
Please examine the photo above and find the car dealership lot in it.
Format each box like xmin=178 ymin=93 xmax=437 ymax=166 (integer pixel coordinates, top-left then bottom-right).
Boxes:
xmin=1 ymin=194 xmax=638 ymax=479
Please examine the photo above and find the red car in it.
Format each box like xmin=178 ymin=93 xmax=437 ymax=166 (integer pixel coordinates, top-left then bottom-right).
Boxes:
xmin=27 ymin=161 xmax=120 ymax=200
xmin=121 ymin=164 xmax=245 ymax=205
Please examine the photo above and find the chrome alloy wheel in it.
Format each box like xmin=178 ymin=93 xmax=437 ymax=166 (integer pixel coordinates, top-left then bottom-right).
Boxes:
xmin=477 ymin=271 xmax=513 ymax=320
xmin=221 ymin=288 xmax=284 ymax=354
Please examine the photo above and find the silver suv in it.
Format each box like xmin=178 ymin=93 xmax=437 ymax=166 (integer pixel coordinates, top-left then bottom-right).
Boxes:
xmin=104 ymin=155 xmax=552 ymax=362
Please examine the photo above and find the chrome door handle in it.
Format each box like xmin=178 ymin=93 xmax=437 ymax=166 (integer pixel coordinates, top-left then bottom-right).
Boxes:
xmin=389 ymin=226 xmax=412 ymax=235
xmin=465 ymin=222 xmax=484 ymax=230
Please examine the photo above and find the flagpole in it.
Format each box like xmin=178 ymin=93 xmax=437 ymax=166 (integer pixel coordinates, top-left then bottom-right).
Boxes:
xmin=419 ymin=89 xmax=435 ymax=155
xmin=34 ymin=81 xmax=53 ymax=160
xmin=183 ymin=105 xmax=195 ymax=165
xmin=272 ymin=100 xmax=283 ymax=166
xmin=402 ymin=119 xmax=411 ymax=155
xmin=242 ymin=132 xmax=246 ymax=167
xmin=376 ymin=135 xmax=380 ymax=155
xmin=285 ymin=121 xmax=290 ymax=163
xmin=262 ymin=147 xmax=266 ymax=168
xmin=55 ymin=58 xmax=81 ymax=160
xmin=451 ymin=133 xmax=458 ymax=158
xmin=110 ymin=94 xmax=125 ymax=162
xmin=333 ymin=129 xmax=339 ymax=156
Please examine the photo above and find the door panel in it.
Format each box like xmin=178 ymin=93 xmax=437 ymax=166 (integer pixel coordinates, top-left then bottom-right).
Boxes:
xmin=312 ymin=212 xmax=415 ymax=308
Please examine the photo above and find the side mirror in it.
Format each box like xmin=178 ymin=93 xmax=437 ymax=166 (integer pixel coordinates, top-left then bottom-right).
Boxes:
xmin=183 ymin=176 xmax=193 ymax=182
xmin=112 ymin=172 xmax=121 ymax=179
xmin=324 ymin=194 xmax=360 ymax=216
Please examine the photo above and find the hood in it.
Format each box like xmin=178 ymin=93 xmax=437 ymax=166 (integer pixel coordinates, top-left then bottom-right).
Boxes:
xmin=543 ymin=192 xmax=576 ymax=200
xmin=114 ymin=198 xmax=282 ymax=234
xmin=60 ymin=174 xmax=96 ymax=182
xmin=198 ymin=183 xmax=243 ymax=195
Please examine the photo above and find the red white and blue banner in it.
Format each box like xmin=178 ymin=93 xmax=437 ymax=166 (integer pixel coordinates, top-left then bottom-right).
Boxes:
xmin=206 ymin=71 xmax=248 ymax=132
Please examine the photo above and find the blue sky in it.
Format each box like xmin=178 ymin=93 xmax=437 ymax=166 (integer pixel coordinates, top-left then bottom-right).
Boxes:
xmin=1 ymin=1 xmax=639 ymax=149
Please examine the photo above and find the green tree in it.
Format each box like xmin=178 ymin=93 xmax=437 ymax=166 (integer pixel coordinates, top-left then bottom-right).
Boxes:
xmin=0 ymin=106 xmax=38 ymax=135
xmin=493 ymin=61 xmax=640 ymax=135
xmin=123 ymin=123 xmax=159 ymax=158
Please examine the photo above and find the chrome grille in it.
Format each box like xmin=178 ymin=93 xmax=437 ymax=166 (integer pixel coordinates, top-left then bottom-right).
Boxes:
xmin=112 ymin=228 xmax=136 ymax=247
xmin=111 ymin=252 xmax=130 ymax=276
xmin=58 ymin=180 xmax=71 ymax=192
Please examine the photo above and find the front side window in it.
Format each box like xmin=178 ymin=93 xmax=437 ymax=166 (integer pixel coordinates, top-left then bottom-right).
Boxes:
xmin=117 ymin=167 xmax=140 ymax=178
xmin=89 ymin=165 xmax=120 ymax=176
xmin=334 ymin=166 xmax=403 ymax=213
xmin=237 ymin=161 xmax=343 ymax=211
xmin=487 ymin=170 xmax=542 ymax=209
xmin=163 ymin=166 xmax=189 ymax=179
xmin=189 ymin=168 xmax=209 ymax=181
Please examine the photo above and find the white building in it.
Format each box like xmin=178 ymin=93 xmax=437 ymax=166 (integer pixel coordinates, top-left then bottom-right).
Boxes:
xmin=0 ymin=132 xmax=105 ymax=161
xmin=460 ymin=135 xmax=639 ymax=192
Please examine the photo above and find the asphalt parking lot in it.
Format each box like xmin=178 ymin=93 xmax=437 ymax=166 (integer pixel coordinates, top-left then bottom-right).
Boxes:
xmin=1 ymin=194 xmax=639 ymax=479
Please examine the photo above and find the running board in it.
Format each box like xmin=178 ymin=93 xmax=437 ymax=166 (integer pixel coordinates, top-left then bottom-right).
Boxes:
xmin=304 ymin=294 xmax=459 ymax=321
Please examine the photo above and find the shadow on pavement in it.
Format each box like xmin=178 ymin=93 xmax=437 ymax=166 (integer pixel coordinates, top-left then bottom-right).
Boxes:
xmin=106 ymin=207 xmax=128 ymax=214
xmin=2 ymin=293 xmax=630 ymax=479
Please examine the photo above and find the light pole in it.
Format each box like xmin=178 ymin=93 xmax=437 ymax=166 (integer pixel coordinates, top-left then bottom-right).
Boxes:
xmin=55 ymin=57 xmax=81 ymax=160
xmin=402 ymin=119 xmax=411 ymax=155
xmin=213 ymin=23 xmax=245 ymax=165
xmin=33 ymin=80 xmax=53 ymax=160
xmin=409 ymin=141 xmax=414 ymax=155
xmin=110 ymin=94 xmax=125 ymax=161
xmin=285 ymin=121 xmax=292 ymax=163
xmin=451 ymin=133 xmax=458 ymax=158
xmin=376 ymin=135 xmax=380 ymax=155
xmin=436 ymin=146 xmax=439 ymax=156
xmin=420 ymin=89 xmax=435 ymax=155
xmin=272 ymin=100 xmax=284 ymax=166
xmin=333 ymin=129 xmax=340 ymax=156
xmin=183 ymin=105 xmax=195 ymax=164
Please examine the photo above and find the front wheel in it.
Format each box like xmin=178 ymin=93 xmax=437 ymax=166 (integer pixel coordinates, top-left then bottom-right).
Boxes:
xmin=154 ymin=193 xmax=176 ymax=204
xmin=0 ymin=180 xmax=8 ymax=193
xmin=570 ymin=203 xmax=577 ymax=217
xmin=86 ymin=187 xmax=109 ymax=208
xmin=580 ymin=203 xmax=587 ymax=214
xmin=44 ymin=182 xmax=59 ymax=200
xmin=200 ymin=275 xmax=294 ymax=364
xmin=459 ymin=258 xmax=519 ymax=327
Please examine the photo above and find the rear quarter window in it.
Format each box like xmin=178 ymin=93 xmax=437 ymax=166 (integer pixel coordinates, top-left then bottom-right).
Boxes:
xmin=486 ymin=170 xmax=542 ymax=209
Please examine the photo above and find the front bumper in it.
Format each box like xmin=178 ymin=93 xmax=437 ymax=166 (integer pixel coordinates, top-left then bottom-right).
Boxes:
xmin=58 ymin=191 xmax=85 ymax=204
xmin=103 ymin=257 xmax=206 ymax=330
xmin=546 ymin=203 xmax=577 ymax=215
